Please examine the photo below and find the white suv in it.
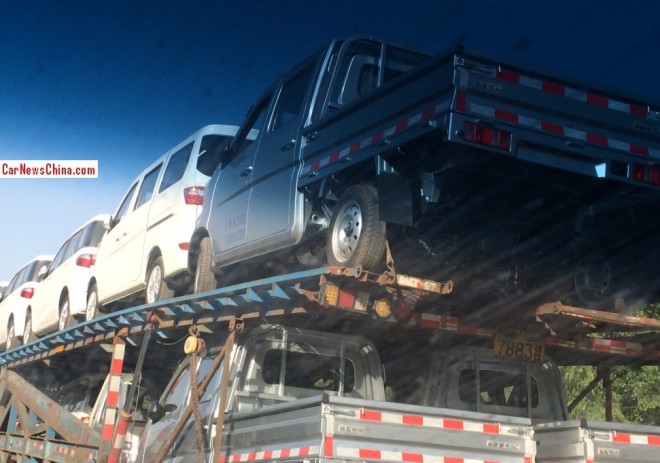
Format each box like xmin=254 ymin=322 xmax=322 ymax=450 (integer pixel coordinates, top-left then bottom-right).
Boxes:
xmin=86 ymin=124 xmax=239 ymax=318
xmin=25 ymin=214 xmax=108 ymax=340
xmin=0 ymin=255 xmax=53 ymax=350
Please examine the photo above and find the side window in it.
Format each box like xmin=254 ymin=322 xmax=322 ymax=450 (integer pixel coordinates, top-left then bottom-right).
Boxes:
xmin=114 ymin=183 xmax=138 ymax=224
xmin=270 ymin=66 xmax=314 ymax=131
xmin=85 ymin=221 xmax=106 ymax=247
xmin=4 ymin=267 xmax=26 ymax=297
xmin=63 ymin=229 xmax=85 ymax=260
xmin=135 ymin=165 xmax=161 ymax=209
xmin=196 ymin=135 xmax=233 ymax=177
xmin=331 ymin=40 xmax=381 ymax=107
xmin=49 ymin=240 xmax=71 ymax=273
xmin=230 ymin=94 xmax=272 ymax=160
xmin=162 ymin=365 xmax=192 ymax=414
xmin=159 ymin=143 xmax=193 ymax=193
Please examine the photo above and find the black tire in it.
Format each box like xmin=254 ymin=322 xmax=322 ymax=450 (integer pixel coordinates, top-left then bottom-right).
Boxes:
xmin=24 ymin=311 xmax=36 ymax=344
xmin=194 ymin=237 xmax=217 ymax=294
xmin=146 ymin=257 xmax=175 ymax=303
xmin=6 ymin=319 xmax=19 ymax=351
xmin=58 ymin=296 xmax=74 ymax=331
xmin=86 ymin=283 xmax=101 ymax=321
xmin=327 ymin=184 xmax=386 ymax=270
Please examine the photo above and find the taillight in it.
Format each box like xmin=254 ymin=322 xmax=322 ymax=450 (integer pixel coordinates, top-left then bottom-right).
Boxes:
xmin=76 ymin=254 xmax=96 ymax=268
xmin=184 ymin=186 xmax=205 ymax=205
xmin=462 ymin=121 xmax=512 ymax=150
xmin=21 ymin=288 xmax=34 ymax=299
xmin=632 ymin=163 xmax=660 ymax=186
xmin=179 ymin=242 xmax=190 ymax=251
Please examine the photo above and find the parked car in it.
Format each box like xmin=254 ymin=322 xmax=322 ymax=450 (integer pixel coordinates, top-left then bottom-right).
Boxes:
xmin=0 ymin=255 xmax=53 ymax=350
xmin=25 ymin=214 xmax=108 ymax=340
xmin=85 ymin=125 xmax=240 ymax=318
xmin=0 ymin=282 xmax=8 ymax=300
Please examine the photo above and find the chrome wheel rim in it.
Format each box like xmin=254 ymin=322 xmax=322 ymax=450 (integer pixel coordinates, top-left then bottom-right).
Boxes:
xmin=86 ymin=289 xmax=98 ymax=321
xmin=331 ymin=200 xmax=362 ymax=263
xmin=146 ymin=265 xmax=162 ymax=303
xmin=58 ymin=300 xmax=70 ymax=331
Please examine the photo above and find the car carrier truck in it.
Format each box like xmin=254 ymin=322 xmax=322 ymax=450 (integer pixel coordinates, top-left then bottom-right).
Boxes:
xmin=189 ymin=36 xmax=660 ymax=314
xmin=0 ymin=266 xmax=660 ymax=462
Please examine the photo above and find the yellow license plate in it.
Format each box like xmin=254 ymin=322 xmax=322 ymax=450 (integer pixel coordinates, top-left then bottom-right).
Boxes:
xmin=494 ymin=329 xmax=545 ymax=363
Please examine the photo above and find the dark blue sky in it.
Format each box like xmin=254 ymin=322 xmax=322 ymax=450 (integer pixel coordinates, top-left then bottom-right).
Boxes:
xmin=1 ymin=0 xmax=659 ymax=279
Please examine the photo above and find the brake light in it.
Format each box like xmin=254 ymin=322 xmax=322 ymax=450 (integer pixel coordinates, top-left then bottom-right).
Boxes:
xmin=21 ymin=288 xmax=34 ymax=299
xmin=184 ymin=186 xmax=205 ymax=205
xmin=462 ymin=121 xmax=512 ymax=150
xmin=76 ymin=254 xmax=96 ymax=268
xmin=632 ymin=163 xmax=660 ymax=186
xmin=179 ymin=242 xmax=190 ymax=250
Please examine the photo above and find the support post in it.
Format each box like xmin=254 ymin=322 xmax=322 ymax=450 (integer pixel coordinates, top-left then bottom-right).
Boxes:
xmin=99 ymin=337 xmax=126 ymax=458
xmin=599 ymin=366 xmax=613 ymax=422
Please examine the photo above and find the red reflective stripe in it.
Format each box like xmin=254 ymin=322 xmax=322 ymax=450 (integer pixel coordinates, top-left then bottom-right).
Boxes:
xmin=218 ymin=457 xmax=227 ymax=463
xmin=299 ymin=447 xmax=310 ymax=457
xmin=403 ymin=414 xmax=423 ymax=426
xmin=360 ymin=449 xmax=381 ymax=459
xmin=444 ymin=458 xmax=464 ymax=463
xmin=111 ymin=358 xmax=123 ymax=375
xmin=360 ymin=409 xmax=382 ymax=421
xmin=102 ymin=423 xmax=114 ymax=441
xmin=494 ymin=109 xmax=518 ymax=123
xmin=422 ymin=106 xmax=437 ymax=120
xmin=106 ymin=390 xmax=119 ymax=408
xmin=329 ymin=152 xmax=340 ymax=163
xmin=263 ymin=450 xmax=273 ymax=459
xmin=372 ymin=132 xmax=384 ymax=143
xmin=324 ymin=436 xmax=334 ymax=457
xmin=542 ymin=81 xmax=564 ymax=95
xmin=587 ymin=133 xmax=608 ymax=146
xmin=631 ymin=144 xmax=650 ymax=156
xmin=630 ymin=104 xmax=647 ymax=117
xmin=649 ymin=435 xmax=660 ymax=445
xmin=541 ymin=121 xmax=564 ymax=135
xmin=444 ymin=419 xmax=464 ymax=430
xmin=280 ymin=449 xmax=290 ymax=458
xmin=483 ymin=423 xmax=499 ymax=434
xmin=587 ymin=93 xmax=608 ymax=107
xmin=310 ymin=161 xmax=320 ymax=171
xmin=613 ymin=433 xmax=631 ymax=443
xmin=248 ymin=452 xmax=256 ymax=461
xmin=396 ymin=120 xmax=409 ymax=132
xmin=497 ymin=69 xmax=520 ymax=83
xmin=402 ymin=452 xmax=424 ymax=462
xmin=349 ymin=142 xmax=361 ymax=153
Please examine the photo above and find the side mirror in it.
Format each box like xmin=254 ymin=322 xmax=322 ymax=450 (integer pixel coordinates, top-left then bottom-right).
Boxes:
xmin=147 ymin=402 xmax=177 ymax=423
xmin=37 ymin=265 xmax=48 ymax=280
xmin=103 ymin=216 xmax=113 ymax=231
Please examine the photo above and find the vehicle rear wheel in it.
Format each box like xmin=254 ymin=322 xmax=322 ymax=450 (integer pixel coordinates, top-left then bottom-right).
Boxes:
xmin=146 ymin=257 xmax=175 ymax=304
xmin=6 ymin=319 xmax=19 ymax=351
xmin=86 ymin=284 xmax=101 ymax=322
xmin=327 ymin=185 xmax=386 ymax=270
xmin=58 ymin=297 xmax=73 ymax=331
xmin=24 ymin=311 xmax=36 ymax=344
xmin=194 ymin=237 xmax=217 ymax=294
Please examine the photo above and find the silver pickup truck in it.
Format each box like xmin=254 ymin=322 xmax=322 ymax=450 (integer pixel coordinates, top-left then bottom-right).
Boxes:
xmin=190 ymin=36 xmax=660 ymax=312
xmin=136 ymin=325 xmax=571 ymax=462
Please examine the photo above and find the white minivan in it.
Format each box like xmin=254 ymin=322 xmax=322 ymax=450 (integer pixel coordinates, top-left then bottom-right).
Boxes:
xmin=0 ymin=255 xmax=53 ymax=350
xmin=86 ymin=124 xmax=239 ymax=318
xmin=26 ymin=214 xmax=108 ymax=340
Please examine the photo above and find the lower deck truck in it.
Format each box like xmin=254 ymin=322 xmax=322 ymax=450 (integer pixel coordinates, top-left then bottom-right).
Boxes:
xmin=0 ymin=266 xmax=659 ymax=462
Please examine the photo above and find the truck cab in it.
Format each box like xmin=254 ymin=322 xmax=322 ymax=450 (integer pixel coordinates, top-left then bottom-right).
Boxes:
xmin=137 ymin=324 xmax=566 ymax=462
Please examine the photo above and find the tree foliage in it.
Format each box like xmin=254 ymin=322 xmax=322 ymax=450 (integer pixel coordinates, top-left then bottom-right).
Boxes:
xmin=560 ymin=304 xmax=660 ymax=425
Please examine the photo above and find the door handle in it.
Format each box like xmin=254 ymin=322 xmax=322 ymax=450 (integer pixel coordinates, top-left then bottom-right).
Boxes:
xmin=281 ymin=139 xmax=296 ymax=151
xmin=240 ymin=166 xmax=253 ymax=177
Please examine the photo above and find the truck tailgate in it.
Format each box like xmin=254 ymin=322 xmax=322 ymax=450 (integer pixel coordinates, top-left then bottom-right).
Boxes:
xmin=220 ymin=394 xmax=535 ymax=463
xmin=535 ymin=419 xmax=660 ymax=462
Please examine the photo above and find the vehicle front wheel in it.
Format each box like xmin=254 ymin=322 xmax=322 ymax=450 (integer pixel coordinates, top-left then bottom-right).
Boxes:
xmin=86 ymin=284 xmax=101 ymax=322
xmin=58 ymin=297 xmax=73 ymax=331
xmin=24 ymin=311 xmax=36 ymax=344
xmin=327 ymin=185 xmax=386 ymax=270
xmin=146 ymin=257 xmax=175 ymax=304
xmin=194 ymin=237 xmax=217 ymax=294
